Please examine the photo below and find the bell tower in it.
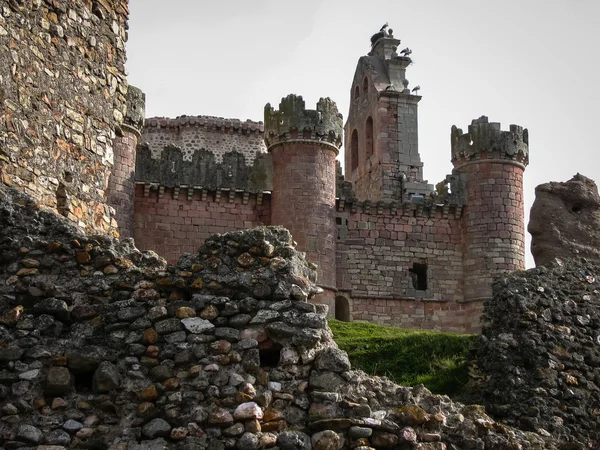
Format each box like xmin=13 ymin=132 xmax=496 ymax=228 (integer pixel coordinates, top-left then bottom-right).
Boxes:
xmin=344 ymin=25 xmax=432 ymax=202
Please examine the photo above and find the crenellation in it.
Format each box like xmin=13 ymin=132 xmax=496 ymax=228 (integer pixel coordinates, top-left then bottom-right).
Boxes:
xmin=451 ymin=115 xmax=529 ymax=166
xmin=264 ymin=95 xmax=344 ymax=151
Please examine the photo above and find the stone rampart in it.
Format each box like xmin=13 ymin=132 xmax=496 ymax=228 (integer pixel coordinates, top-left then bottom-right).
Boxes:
xmin=0 ymin=0 xmax=130 ymax=234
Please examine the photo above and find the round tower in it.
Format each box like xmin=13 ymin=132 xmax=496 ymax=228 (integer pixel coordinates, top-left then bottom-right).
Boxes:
xmin=108 ymin=85 xmax=145 ymax=238
xmin=451 ymin=116 xmax=529 ymax=301
xmin=264 ymin=95 xmax=343 ymax=310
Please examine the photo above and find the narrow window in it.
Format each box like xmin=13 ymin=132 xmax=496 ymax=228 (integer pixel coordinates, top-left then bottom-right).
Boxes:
xmin=365 ymin=116 xmax=374 ymax=158
xmin=409 ymin=263 xmax=428 ymax=291
xmin=351 ymin=130 xmax=359 ymax=171
xmin=354 ymin=85 xmax=360 ymax=100
xmin=363 ymin=77 xmax=369 ymax=95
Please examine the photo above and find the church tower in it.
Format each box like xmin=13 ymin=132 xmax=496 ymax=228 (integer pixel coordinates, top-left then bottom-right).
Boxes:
xmin=344 ymin=26 xmax=432 ymax=201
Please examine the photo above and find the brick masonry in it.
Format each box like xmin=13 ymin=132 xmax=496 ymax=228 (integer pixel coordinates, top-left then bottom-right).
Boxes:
xmin=133 ymin=184 xmax=271 ymax=263
xmin=108 ymin=128 xmax=138 ymax=238
xmin=270 ymin=142 xmax=338 ymax=298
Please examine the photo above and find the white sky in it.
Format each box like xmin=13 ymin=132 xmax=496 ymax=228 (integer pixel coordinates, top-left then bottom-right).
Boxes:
xmin=126 ymin=0 xmax=600 ymax=268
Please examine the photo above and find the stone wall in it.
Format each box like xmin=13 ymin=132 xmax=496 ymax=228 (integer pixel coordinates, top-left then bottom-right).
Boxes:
xmin=334 ymin=200 xmax=481 ymax=332
xmin=135 ymin=146 xmax=273 ymax=194
xmin=472 ymin=258 xmax=600 ymax=447
xmin=0 ymin=0 xmax=130 ymax=234
xmin=133 ymin=185 xmax=271 ymax=263
xmin=143 ymin=116 xmax=267 ymax=166
xmin=0 ymin=184 xmax=558 ymax=449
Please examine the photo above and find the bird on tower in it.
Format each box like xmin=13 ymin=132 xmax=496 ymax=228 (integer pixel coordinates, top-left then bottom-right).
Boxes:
xmin=411 ymin=85 xmax=421 ymax=95
xmin=400 ymin=47 xmax=412 ymax=56
xmin=380 ymin=22 xmax=388 ymax=32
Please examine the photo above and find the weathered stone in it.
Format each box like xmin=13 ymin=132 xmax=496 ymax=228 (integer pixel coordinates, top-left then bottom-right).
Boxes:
xmin=529 ymin=174 xmax=600 ymax=266
xmin=311 ymin=430 xmax=344 ymax=450
xmin=46 ymin=366 xmax=72 ymax=395
xmin=233 ymin=402 xmax=263 ymax=420
xmin=93 ymin=361 xmax=121 ymax=392
xmin=16 ymin=424 xmax=44 ymax=444
xmin=277 ymin=430 xmax=311 ymax=450
xmin=237 ymin=432 xmax=260 ymax=450
xmin=33 ymin=298 xmax=69 ymax=321
xmin=142 ymin=418 xmax=172 ymax=439
xmin=182 ymin=317 xmax=215 ymax=334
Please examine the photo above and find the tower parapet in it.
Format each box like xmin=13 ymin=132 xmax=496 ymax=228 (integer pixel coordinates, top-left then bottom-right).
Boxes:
xmin=451 ymin=116 xmax=529 ymax=301
xmin=451 ymin=116 xmax=529 ymax=168
xmin=264 ymin=95 xmax=343 ymax=151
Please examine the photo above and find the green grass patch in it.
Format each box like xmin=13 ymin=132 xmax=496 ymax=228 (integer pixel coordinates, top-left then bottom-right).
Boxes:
xmin=329 ymin=319 xmax=476 ymax=397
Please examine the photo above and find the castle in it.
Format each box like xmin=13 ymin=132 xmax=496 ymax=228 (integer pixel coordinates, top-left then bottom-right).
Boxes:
xmin=0 ymin=3 xmax=529 ymax=333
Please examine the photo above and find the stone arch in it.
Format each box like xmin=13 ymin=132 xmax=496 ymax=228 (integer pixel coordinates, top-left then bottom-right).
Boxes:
xmin=335 ymin=295 xmax=351 ymax=322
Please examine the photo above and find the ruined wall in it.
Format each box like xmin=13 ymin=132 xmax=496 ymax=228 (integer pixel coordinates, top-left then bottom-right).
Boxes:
xmin=335 ymin=200 xmax=483 ymax=333
xmin=0 ymin=0 xmax=130 ymax=234
xmin=0 ymin=185 xmax=557 ymax=449
xmin=133 ymin=185 xmax=271 ymax=263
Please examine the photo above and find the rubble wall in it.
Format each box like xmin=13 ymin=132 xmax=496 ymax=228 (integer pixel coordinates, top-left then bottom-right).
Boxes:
xmin=0 ymin=0 xmax=130 ymax=234
xmin=133 ymin=185 xmax=271 ymax=263
xmin=0 ymin=184 xmax=557 ymax=449
xmin=472 ymin=258 xmax=600 ymax=447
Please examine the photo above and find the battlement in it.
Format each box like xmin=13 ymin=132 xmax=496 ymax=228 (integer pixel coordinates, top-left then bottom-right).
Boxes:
xmin=123 ymin=85 xmax=146 ymax=135
xmin=264 ymin=94 xmax=343 ymax=151
xmin=451 ymin=116 xmax=529 ymax=167
xmin=145 ymin=116 xmax=264 ymax=134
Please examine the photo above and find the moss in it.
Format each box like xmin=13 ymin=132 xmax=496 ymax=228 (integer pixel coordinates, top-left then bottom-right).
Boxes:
xmin=329 ymin=319 xmax=475 ymax=397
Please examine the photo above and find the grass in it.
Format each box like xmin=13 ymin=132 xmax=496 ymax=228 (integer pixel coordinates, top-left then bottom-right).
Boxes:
xmin=329 ymin=319 xmax=476 ymax=397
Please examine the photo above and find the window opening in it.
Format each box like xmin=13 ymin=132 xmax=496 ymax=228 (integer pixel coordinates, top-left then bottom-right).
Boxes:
xmin=409 ymin=263 xmax=428 ymax=291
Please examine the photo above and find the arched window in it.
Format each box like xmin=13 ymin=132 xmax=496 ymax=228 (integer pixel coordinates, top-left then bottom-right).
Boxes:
xmin=363 ymin=77 xmax=369 ymax=95
xmin=354 ymin=85 xmax=360 ymax=100
xmin=366 ymin=116 xmax=374 ymax=158
xmin=335 ymin=296 xmax=350 ymax=322
xmin=351 ymin=129 xmax=359 ymax=171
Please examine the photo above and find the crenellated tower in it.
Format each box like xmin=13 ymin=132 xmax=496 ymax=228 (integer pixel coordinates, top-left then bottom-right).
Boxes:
xmin=344 ymin=26 xmax=432 ymax=202
xmin=108 ymin=86 xmax=146 ymax=238
xmin=451 ymin=116 xmax=529 ymax=300
xmin=265 ymin=95 xmax=343 ymax=311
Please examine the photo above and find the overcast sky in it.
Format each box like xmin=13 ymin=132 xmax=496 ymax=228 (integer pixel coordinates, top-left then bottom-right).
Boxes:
xmin=126 ymin=0 xmax=600 ymax=268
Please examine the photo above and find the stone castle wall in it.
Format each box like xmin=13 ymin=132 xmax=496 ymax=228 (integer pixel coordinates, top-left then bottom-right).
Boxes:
xmin=143 ymin=116 xmax=267 ymax=165
xmin=0 ymin=0 xmax=130 ymax=234
xmin=334 ymin=200 xmax=484 ymax=332
xmin=133 ymin=185 xmax=271 ymax=263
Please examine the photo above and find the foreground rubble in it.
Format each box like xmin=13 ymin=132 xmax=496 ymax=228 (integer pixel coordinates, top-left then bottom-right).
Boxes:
xmin=0 ymin=185 xmax=556 ymax=449
xmin=473 ymin=259 xmax=600 ymax=448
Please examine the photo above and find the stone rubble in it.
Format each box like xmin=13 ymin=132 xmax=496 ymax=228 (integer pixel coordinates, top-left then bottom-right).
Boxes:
xmin=0 ymin=185 xmax=557 ymax=449
xmin=472 ymin=258 xmax=600 ymax=448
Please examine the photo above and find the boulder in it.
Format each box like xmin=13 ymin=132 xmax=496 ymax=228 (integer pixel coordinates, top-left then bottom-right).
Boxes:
xmin=529 ymin=174 xmax=600 ymax=266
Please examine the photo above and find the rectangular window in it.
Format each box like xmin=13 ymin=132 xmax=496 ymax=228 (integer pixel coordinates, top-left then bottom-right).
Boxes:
xmin=409 ymin=263 xmax=427 ymax=291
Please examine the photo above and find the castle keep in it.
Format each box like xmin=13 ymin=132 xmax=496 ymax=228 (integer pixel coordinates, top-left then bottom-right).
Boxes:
xmin=0 ymin=6 xmax=529 ymax=333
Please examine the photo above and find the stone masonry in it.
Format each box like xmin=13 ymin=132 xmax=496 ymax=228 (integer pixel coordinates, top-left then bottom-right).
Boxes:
xmin=0 ymin=0 xmax=131 ymax=235
xmin=0 ymin=16 xmax=531 ymax=334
